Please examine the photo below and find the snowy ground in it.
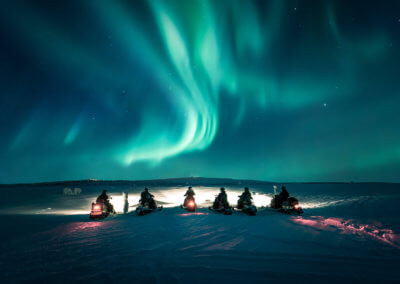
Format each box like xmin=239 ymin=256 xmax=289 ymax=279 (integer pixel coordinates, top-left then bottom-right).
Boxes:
xmin=0 ymin=182 xmax=399 ymax=283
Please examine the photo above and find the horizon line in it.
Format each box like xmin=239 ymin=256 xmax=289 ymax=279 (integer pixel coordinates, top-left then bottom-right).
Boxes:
xmin=1 ymin=176 xmax=399 ymax=186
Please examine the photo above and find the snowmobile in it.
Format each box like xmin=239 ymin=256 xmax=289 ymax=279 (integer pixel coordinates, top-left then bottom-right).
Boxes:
xmin=136 ymin=200 xmax=163 ymax=216
xmin=235 ymin=201 xmax=257 ymax=216
xmin=181 ymin=196 xmax=196 ymax=212
xmin=89 ymin=202 xmax=115 ymax=220
xmin=270 ymin=195 xmax=303 ymax=215
xmin=209 ymin=199 xmax=232 ymax=215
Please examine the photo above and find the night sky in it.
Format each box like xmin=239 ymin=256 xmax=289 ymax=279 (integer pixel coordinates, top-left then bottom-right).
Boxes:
xmin=1 ymin=0 xmax=399 ymax=183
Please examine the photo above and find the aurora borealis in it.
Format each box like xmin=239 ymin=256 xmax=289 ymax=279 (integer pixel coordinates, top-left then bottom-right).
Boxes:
xmin=0 ymin=0 xmax=399 ymax=183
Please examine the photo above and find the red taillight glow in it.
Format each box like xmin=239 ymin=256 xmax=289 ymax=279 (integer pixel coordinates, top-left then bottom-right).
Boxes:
xmin=93 ymin=205 xmax=101 ymax=210
xmin=294 ymin=204 xmax=300 ymax=210
xmin=188 ymin=201 xmax=195 ymax=207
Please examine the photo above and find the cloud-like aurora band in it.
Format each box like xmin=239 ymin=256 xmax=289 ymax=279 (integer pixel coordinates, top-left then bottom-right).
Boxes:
xmin=0 ymin=0 xmax=398 ymax=183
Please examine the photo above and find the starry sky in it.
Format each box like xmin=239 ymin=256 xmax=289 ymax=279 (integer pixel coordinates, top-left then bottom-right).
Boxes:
xmin=1 ymin=0 xmax=399 ymax=183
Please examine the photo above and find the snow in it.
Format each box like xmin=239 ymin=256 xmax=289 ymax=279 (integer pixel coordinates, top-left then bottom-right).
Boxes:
xmin=0 ymin=181 xmax=399 ymax=283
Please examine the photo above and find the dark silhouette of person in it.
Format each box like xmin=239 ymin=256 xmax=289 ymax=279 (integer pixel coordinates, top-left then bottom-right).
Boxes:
xmin=96 ymin=190 xmax=115 ymax=213
xmin=279 ymin=186 xmax=289 ymax=201
xmin=184 ymin=186 xmax=195 ymax=206
xmin=140 ymin=188 xmax=156 ymax=209
xmin=237 ymin=187 xmax=253 ymax=209
xmin=213 ymin=187 xmax=230 ymax=209
xmin=273 ymin=186 xmax=290 ymax=208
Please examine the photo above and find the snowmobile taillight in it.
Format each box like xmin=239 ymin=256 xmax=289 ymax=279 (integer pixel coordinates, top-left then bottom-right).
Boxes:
xmin=294 ymin=204 xmax=300 ymax=210
xmin=188 ymin=201 xmax=195 ymax=208
xmin=90 ymin=203 xmax=106 ymax=219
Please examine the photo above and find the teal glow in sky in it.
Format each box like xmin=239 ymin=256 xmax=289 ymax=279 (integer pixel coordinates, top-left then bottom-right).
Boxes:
xmin=0 ymin=0 xmax=400 ymax=183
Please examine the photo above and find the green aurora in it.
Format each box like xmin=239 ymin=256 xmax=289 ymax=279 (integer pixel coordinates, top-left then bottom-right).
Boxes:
xmin=0 ymin=0 xmax=399 ymax=183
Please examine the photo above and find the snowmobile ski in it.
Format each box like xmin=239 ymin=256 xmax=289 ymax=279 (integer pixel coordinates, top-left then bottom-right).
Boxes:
xmin=136 ymin=205 xmax=163 ymax=216
xmin=234 ymin=204 xmax=257 ymax=216
xmin=208 ymin=206 xmax=232 ymax=215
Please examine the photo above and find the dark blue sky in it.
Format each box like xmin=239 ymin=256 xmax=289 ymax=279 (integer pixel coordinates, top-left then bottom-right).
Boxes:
xmin=1 ymin=0 xmax=400 ymax=183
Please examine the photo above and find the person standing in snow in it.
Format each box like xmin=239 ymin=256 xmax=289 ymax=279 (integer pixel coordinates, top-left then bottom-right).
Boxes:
xmin=123 ymin=192 xmax=129 ymax=214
